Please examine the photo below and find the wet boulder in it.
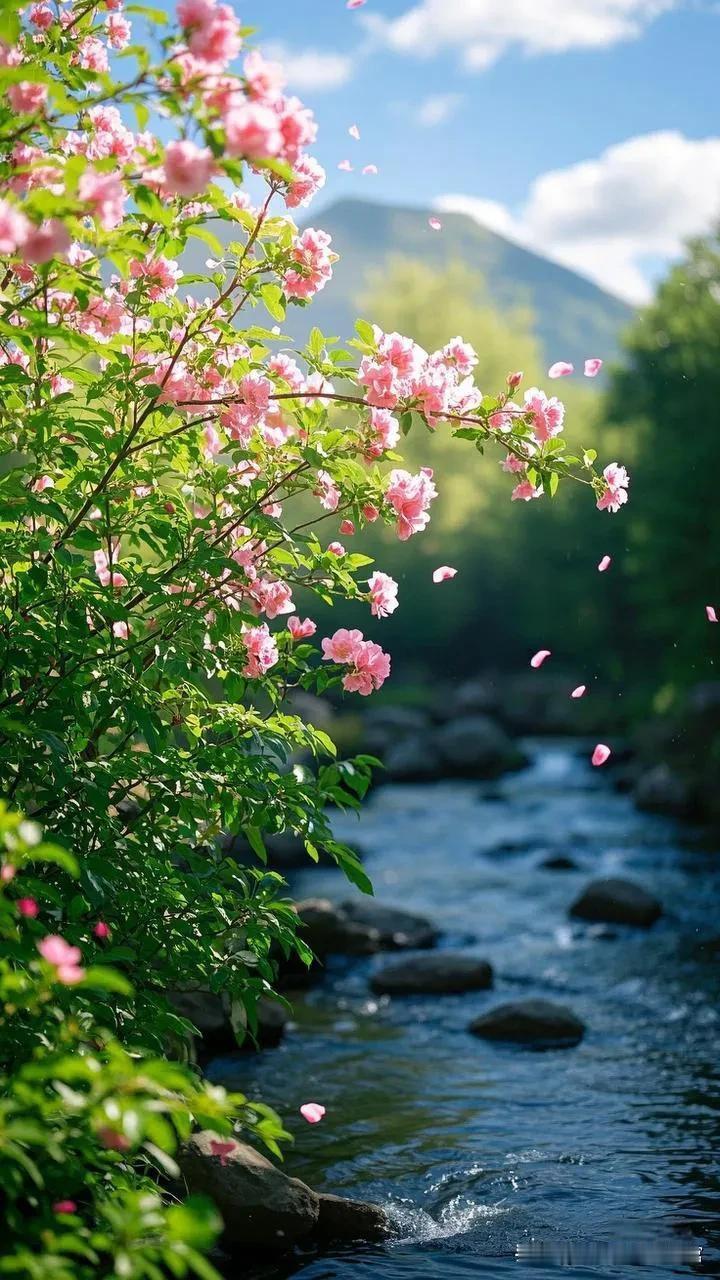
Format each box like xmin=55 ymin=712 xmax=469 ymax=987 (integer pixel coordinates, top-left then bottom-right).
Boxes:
xmin=371 ymin=952 xmax=493 ymax=995
xmin=296 ymin=898 xmax=381 ymax=956
xmin=340 ymin=900 xmax=439 ymax=949
xmin=435 ymin=715 xmax=526 ymax=779
xmin=469 ymin=999 xmax=585 ymax=1047
xmin=633 ymin=764 xmax=693 ymax=818
xmin=570 ymin=877 xmax=662 ymax=928
xmin=179 ymin=1133 xmax=320 ymax=1249
xmin=168 ymin=990 xmax=288 ymax=1053
xmin=361 ymin=706 xmax=432 ymax=757
xmin=314 ymin=1193 xmax=392 ymax=1245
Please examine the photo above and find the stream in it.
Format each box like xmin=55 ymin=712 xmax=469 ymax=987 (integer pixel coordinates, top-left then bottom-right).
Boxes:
xmin=208 ymin=739 xmax=720 ymax=1278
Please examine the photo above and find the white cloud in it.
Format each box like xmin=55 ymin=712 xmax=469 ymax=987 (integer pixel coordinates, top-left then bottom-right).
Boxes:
xmin=262 ymin=43 xmax=353 ymax=92
xmin=363 ymin=0 xmax=677 ymax=71
xmin=435 ymin=132 xmax=720 ymax=303
xmin=416 ymin=93 xmax=463 ymax=126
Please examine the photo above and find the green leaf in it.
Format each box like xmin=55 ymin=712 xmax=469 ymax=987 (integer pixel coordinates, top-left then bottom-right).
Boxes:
xmin=81 ymin=966 xmax=134 ymax=995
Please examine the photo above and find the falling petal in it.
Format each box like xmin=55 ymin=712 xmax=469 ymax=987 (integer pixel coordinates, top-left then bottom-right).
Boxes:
xmin=337 ymin=159 xmax=353 ymax=172
xmin=598 ymin=554 xmax=612 ymax=572
xmin=548 ymin=361 xmax=574 ymax=378
xmin=591 ymin=743 xmax=611 ymax=767
xmin=707 ymin=605 xmax=718 ymax=623
xmin=300 ymin=1103 xmax=326 ymax=1124
xmin=530 ymin=649 xmax=551 ymax=669
xmin=432 ymin=565 xmax=457 ymax=583
xmin=584 ymin=358 xmax=603 ymax=377
xmin=362 ymin=164 xmax=378 ymax=175
xmin=348 ymin=124 xmax=360 ymax=140
xmin=347 ymin=0 xmax=366 ymax=7
xmin=571 ymin=685 xmax=586 ymax=699
xmin=428 ymin=216 xmax=442 ymax=231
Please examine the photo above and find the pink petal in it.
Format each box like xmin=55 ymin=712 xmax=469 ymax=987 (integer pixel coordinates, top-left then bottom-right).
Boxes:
xmin=432 ymin=565 xmax=457 ymax=583
xmin=300 ymin=1102 xmax=326 ymax=1124
xmin=598 ymin=554 xmax=612 ymax=572
xmin=530 ymin=649 xmax=551 ymax=669
xmin=571 ymin=685 xmax=586 ymax=699
xmin=707 ymin=605 xmax=718 ymax=623
xmin=584 ymin=358 xmax=603 ymax=377
xmin=362 ymin=164 xmax=378 ymax=175
xmin=348 ymin=124 xmax=360 ymax=140
xmin=428 ymin=216 xmax=442 ymax=231
xmin=548 ymin=361 xmax=574 ymax=378
xmin=591 ymin=743 xmax=611 ymax=767
xmin=346 ymin=0 xmax=366 ymax=7
xmin=337 ymin=159 xmax=353 ymax=172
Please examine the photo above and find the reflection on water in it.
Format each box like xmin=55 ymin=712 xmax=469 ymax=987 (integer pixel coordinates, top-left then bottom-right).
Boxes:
xmin=209 ymin=741 xmax=720 ymax=1278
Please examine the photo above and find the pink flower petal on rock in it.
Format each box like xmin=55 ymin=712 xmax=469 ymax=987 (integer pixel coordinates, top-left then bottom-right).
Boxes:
xmin=598 ymin=554 xmax=612 ymax=572
xmin=348 ymin=124 xmax=360 ymax=140
xmin=362 ymin=164 xmax=378 ymax=175
xmin=530 ymin=649 xmax=551 ymax=669
xmin=591 ymin=743 xmax=611 ymax=767
xmin=337 ymin=159 xmax=353 ymax=172
xmin=428 ymin=216 xmax=442 ymax=231
xmin=432 ymin=565 xmax=457 ymax=583
xmin=300 ymin=1103 xmax=326 ymax=1124
xmin=707 ymin=605 xmax=718 ymax=623
xmin=584 ymin=358 xmax=603 ymax=377
xmin=548 ymin=361 xmax=574 ymax=378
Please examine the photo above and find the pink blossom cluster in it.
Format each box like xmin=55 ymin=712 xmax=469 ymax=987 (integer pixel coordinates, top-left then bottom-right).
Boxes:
xmin=358 ymin=330 xmax=481 ymax=424
xmin=368 ymin=571 xmax=398 ymax=618
xmin=283 ymin=227 xmax=334 ymax=300
xmin=94 ymin=544 xmax=127 ymax=589
xmin=37 ymin=935 xmax=85 ymax=985
xmin=384 ymin=467 xmax=437 ymax=540
xmin=129 ymin=256 xmax=183 ymax=301
xmin=242 ymin=622 xmax=279 ymax=677
xmin=321 ymin=628 xmax=391 ymax=696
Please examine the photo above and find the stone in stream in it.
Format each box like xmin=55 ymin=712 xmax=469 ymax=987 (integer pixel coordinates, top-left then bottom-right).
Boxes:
xmin=633 ymin=763 xmax=693 ymax=818
xmin=178 ymin=1132 xmax=390 ymax=1252
xmin=296 ymin=898 xmax=381 ymax=955
xmin=541 ymin=854 xmax=580 ymax=871
xmin=168 ymin=990 xmax=288 ymax=1054
xmin=469 ymin=999 xmax=585 ymax=1048
xmin=434 ymin=715 xmax=527 ymax=779
xmin=370 ymin=952 xmax=493 ymax=995
xmin=570 ymin=877 xmax=662 ymax=927
xmin=340 ymin=900 xmax=439 ymax=949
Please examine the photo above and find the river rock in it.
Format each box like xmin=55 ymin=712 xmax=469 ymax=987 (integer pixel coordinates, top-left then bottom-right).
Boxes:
xmin=340 ymin=900 xmax=439 ymax=949
xmin=314 ymin=1193 xmax=392 ymax=1245
xmin=371 ymin=952 xmax=493 ymax=995
xmin=178 ymin=1133 xmax=320 ymax=1248
xmin=469 ymin=999 xmax=585 ymax=1047
xmin=296 ymin=898 xmax=381 ymax=955
xmin=169 ymin=990 xmax=289 ymax=1053
xmin=445 ymin=677 xmax=499 ymax=720
xmin=540 ymin=854 xmax=580 ymax=871
xmin=383 ymin=734 xmax=444 ymax=782
xmin=361 ymin=706 xmax=432 ymax=757
xmin=570 ymin=877 xmax=662 ymax=927
xmin=633 ymin=764 xmax=693 ymax=818
xmin=435 ymin=715 xmax=526 ymax=779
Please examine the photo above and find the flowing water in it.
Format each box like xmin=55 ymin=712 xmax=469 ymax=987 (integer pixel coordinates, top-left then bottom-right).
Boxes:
xmin=208 ymin=740 xmax=720 ymax=1279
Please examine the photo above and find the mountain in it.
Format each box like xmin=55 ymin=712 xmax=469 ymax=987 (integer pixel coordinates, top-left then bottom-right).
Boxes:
xmin=297 ymin=198 xmax=632 ymax=371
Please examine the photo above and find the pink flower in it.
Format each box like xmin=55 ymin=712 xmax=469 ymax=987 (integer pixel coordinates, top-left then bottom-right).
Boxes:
xmin=50 ymin=375 xmax=73 ymax=396
xmin=29 ymin=4 xmax=54 ymax=28
xmin=343 ymin=639 xmax=391 ymax=695
xmin=0 ymin=199 xmax=29 ymax=253
xmin=584 ymin=358 xmax=603 ymax=377
xmin=511 ymin=479 xmax=543 ymax=502
xmin=209 ymin=1138 xmax=237 ymax=1166
xmin=598 ymin=554 xmax=612 ymax=572
xmin=8 ymin=82 xmax=47 ymax=114
xmin=530 ymin=649 xmax=551 ymax=669
xmin=707 ymin=605 xmax=718 ymax=623
xmin=98 ymin=1127 xmax=130 ymax=1151
xmin=164 ymin=139 xmax=215 ymax=196
xmin=507 ymin=370 xmax=523 ymax=389
xmin=339 ymin=519 xmax=355 ymax=536
xmin=53 ymin=1201 xmax=77 ymax=1214
xmin=283 ymin=226 xmax=334 ymax=300
xmin=432 ymin=565 xmax=457 ymax=583
xmin=286 ymin=154 xmax=326 ymax=209
xmin=362 ymin=503 xmax=380 ymax=522
xmin=244 ymin=49 xmax=285 ymax=101
xmin=112 ymin=620 xmax=129 ymax=640
xmin=79 ymin=171 xmax=127 ymax=231
xmin=287 ymin=616 xmax=316 ymax=640
xmin=548 ymin=361 xmax=574 ymax=378
xmin=591 ymin=743 xmax=611 ymax=767
xmin=571 ymin=685 xmax=586 ymax=699
xmin=242 ymin=623 xmax=278 ymax=678
xmin=202 ymin=424 xmax=223 ymax=458
xmin=523 ymin=387 xmax=565 ymax=444
xmin=253 ymin=578 xmax=294 ymax=619
xmin=328 ymin=541 xmax=345 ymax=556
xmin=31 ymin=475 xmax=54 ymax=494
xmin=75 ymin=36 xmax=109 ymax=73
xmin=321 ymin=628 xmax=364 ymax=664
xmin=93 ymin=921 xmax=110 ymax=940
xmin=428 ymin=216 xmax=442 ymax=231
xmin=17 ymin=897 xmax=38 ymax=918
xmin=37 ymin=934 xmax=85 ymax=984
xmin=94 ymin=547 xmax=127 ymax=590
xmin=21 ymin=220 xmax=70 ymax=264
xmin=106 ymin=12 xmax=131 ymax=47
xmin=187 ymin=2 xmax=242 ymax=67
xmin=596 ymin=463 xmax=629 ymax=513
xmin=368 ymin=570 xmax=398 ymax=618
xmin=129 ymin=255 xmax=182 ymax=301
xmin=225 ymin=101 xmax=282 ymax=159
xmin=1 ymin=863 xmax=16 ymax=883
xmin=385 ymin=467 xmax=437 ymax=540
xmin=315 ymin=470 xmax=340 ymax=512
xmin=300 ymin=1103 xmax=325 ymax=1124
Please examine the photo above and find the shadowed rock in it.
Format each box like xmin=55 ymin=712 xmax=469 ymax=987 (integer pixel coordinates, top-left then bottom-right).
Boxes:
xmin=371 ymin=952 xmax=493 ymax=995
xmin=633 ymin=764 xmax=693 ymax=818
xmin=469 ymin=999 xmax=585 ymax=1047
xmin=435 ymin=715 xmax=527 ymax=779
xmin=314 ymin=1193 xmax=391 ymax=1245
xmin=570 ymin=877 xmax=662 ymax=927
xmin=541 ymin=854 xmax=580 ymax=871
xmin=296 ymin=898 xmax=381 ymax=955
xmin=340 ymin=900 xmax=439 ymax=949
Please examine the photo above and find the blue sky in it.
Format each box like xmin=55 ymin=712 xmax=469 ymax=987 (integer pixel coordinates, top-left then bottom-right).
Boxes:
xmin=247 ymin=0 xmax=720 ymax=302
